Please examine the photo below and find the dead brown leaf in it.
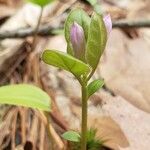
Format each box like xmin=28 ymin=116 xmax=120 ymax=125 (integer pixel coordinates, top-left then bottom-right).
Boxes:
xmin=100 ymin=29 xmax=150 ymax=113
xmin=89 ymin=116 xmax=129 ymax=150
xmin=0 ymin=5 xmax=15 ymax=20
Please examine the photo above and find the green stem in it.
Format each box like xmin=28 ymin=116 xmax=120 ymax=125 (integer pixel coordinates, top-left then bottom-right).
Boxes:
xmin=86 ymin=68 xmax=96 ymax=82
xmin=81 ymin=83 xmax=88 ymax=150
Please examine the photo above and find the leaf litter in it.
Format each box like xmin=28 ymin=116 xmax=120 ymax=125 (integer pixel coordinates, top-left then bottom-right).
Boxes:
xmin=0 ymin=0 xmax=150 ymax=150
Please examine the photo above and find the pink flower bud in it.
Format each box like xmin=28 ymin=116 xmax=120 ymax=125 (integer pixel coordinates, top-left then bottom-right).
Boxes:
xmin=70 ymin=22 xmax=86 ymax=60
xmin=103 ymin=14 xmax=112 ymax=35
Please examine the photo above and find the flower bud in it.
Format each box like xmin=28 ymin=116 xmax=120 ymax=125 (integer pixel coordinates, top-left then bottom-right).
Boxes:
xmin=70 ymin=22 xmax=86 ymax=61
xmin=103 ymin=14 xmax=112 ymax=35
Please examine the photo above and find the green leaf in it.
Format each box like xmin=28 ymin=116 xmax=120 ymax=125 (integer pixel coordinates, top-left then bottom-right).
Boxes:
xmin=69 ymin=128 xmax=104 ymax=149
xmin=62 ymin=131 xmax=80 ymax=142
xmin=42 ymin=50 xmax=91 ymax=77
xmin=65 ymin=9 xmax=90 ymax=55
xmin=94 ymin=4 xmax=102 ymax=14
xmin=86 ymin=0 xmax=97 ymax=6
xmin=51 ymin=29 xmax=64 ymax=35
xmin=86 ymin=13 xmax=107 ymax=69
xmin=86 ymin=0 xmax=102 ymax=14
xmin=26 ymin=0 xmax=55 ymax=7
xmin=87 ymin=79 xmax=104 ymax=98
xmin=0 ymin=84 xmax=50 ymax=111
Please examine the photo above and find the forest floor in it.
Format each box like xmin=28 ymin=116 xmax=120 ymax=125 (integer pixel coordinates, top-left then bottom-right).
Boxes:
xmin=0 ymin=0 xmax=150 ymax=150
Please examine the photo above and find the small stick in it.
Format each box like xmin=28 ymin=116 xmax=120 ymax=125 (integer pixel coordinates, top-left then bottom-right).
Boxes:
xmin=42 ymin=111 xmax=65 ymax=150
xmin=49 ymin=124 xmax=65 ymax=150
xmin=31 ymin=7 xmax=43 ymax=51
xmin=11 ymin=109 xmax=18 ymax=149
xmin=0 ymin=52 xmax=27 ymax=84
xmin=19 ymin=107 xmax=27 ymax=145
xmin=0 ymin=19 xmax=150 ymax=39
xmin=39 ymin=122 xmax=45 ymax=150
xmin=41 ymin=78 xmax=69 ymax=131
xmin=23 ymin=7 xmax=43 ymax=83
xmin=27 ymin=113 xmax=39 ymax=150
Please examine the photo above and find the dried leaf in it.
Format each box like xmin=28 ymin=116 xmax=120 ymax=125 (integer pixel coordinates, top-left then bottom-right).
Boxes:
xmin=101 ymin=29 xmax=150 ymax=113
xmin=89 ymin=116 xmax=129 ymax=150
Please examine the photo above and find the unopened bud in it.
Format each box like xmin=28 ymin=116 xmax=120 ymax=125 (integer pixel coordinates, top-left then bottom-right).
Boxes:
xmin=70 ymin=22 xmax=86 ymax=60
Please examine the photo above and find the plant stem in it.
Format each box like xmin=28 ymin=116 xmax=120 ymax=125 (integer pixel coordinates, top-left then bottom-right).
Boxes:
xmin=23 ymin=6 xmax=43 ymax=82
xmin=31 ymin=6 xmax=43 ymax=50
xmin=81 ymin=83 xmax=88 ymax=150
xmin=86 ymin=67 xmax=96 ymax=82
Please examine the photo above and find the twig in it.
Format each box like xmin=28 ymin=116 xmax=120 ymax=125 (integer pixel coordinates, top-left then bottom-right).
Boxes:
xmin=112 ymin=20 xmax=150 ymax=28
xmin=0 ymin=51 xmax=27 ymax=85
xmin=43 ymin=112 xmax=65 ymax=150
xmin=0 ymin=20 xmax=149 ymax=40
xmin=11 ymin=109 xmax=18 ymax=150
xmin=41 ymin=78 xmax=69 ymax=131
xmin=0 ymin=108 xmax=18 ymax=149
xmin=49 ymin=124 xmax=65 ymax=150
xmin=19 ymin=107 xmax=27 ymax=145
xmin=27 ymin=113 xmax=39 ymax=149
xmin=31 ymin=7 xmax=43 ymax=51
xmin=0 ymin=23 xmax=61 ymax=39
xmin=23 ymin=7 xmax=44 ymax=83
xmin=39 ymin=122 xmax=45 ymax=150
xmin=44 ymin=112 xmax=54 ymax=150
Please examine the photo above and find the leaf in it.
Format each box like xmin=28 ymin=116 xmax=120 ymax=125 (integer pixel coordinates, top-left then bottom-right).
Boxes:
xmin=26 ymin=0 xmax=55 ymax=7
xmin=65 ymin=9 xmax=90 ymax=55
xmin=86 ymin=0 xmax=97 ymax=6
xmin=89 ymin=116 xmax=129 ymax=150
xmin=87 ymin=79 xmax=104 ymax=98
xmin=62 ymin=131 xmax=80 ymax=142
xmin=42 ymin=50 xmax=91 ymax=77
xmin=94 ymin=4 xmax=102 ymax=14
xmin=86 ymin=12 xmax=107 ymax=70
xmin=0 ymin=84 xmax=50 ymax=111
xmin=68 ymin=129 xmax=104 ymax=149
xmin=100 ymin=30 xmax=150 ymax=113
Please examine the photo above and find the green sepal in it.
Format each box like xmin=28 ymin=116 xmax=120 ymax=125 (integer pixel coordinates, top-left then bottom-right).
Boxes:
xmin=64 ymin=8 xmax=90 ymax=56
xmin=86 ymin=12 xmax=107 ymax=70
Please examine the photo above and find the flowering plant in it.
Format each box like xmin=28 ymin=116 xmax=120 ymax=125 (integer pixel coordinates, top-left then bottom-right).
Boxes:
xmin=42 ymin=9 xmax=112 ymax=150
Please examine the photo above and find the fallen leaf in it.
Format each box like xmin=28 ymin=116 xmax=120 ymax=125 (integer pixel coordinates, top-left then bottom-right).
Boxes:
xmin=100 ymin=29 xmax=150 ymax=113
xmin=88 ymin=116 xmax=129 ymax=150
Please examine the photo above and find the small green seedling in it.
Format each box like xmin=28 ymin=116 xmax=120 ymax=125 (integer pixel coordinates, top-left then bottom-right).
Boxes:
xmin=26 ymin=0 xmax=55 ymax=7
xmin=25 ymin=0 xmax=56 ymax=49
xmin=42 ymin=8 xmax=112 ymax=150
xmin=68 ymin=128 xmax=105 ymax=150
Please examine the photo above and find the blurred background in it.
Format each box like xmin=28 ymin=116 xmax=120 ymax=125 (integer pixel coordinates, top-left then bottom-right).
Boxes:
xmin=0 ymin=0 xmax=150 ymax=150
